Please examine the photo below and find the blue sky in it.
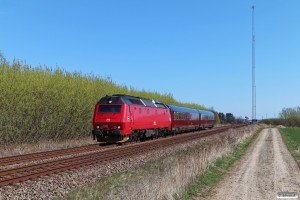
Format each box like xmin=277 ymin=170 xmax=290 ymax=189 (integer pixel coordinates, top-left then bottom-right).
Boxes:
xmin=1 ymin=0 xmax=299 ymax=119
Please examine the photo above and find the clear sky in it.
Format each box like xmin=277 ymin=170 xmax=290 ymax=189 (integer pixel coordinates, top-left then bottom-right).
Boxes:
xmin=1 ymin=0 xmax=299 ymax=119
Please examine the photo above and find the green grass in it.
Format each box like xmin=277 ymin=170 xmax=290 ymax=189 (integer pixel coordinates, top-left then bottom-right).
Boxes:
xmin=178 ymin=128 xmax=261 ymax=200
xmin=0 ymin=54 xmax=218 ymax=145
xmin=279 ymin=127 xmax=300 ymax=162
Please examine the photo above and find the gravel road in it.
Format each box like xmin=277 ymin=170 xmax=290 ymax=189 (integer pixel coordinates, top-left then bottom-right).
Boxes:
xmin=208 ymin=128 xmax=300 ymax=200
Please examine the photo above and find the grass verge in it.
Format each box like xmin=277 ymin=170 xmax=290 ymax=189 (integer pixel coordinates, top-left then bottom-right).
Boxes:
xmin=177 ymin=128 xmax=261 ymax=200
xmin=279 ymin=127 xmax=300 ymax=163
xmin=59 ymin=156 xmax=177 ymax=200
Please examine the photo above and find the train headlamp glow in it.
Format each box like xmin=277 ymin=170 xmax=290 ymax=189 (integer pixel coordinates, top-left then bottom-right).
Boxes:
xmin=97 ymin=126 xmax=99 ymax=129
xmin=113 ymin=125 xmax=121 ymax=129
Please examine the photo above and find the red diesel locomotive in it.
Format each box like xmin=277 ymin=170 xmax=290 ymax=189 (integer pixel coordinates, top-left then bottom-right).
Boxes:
xmin=92 ymin=94 xmax=171 ymax=143
xmin=92 ymin=94 xmax=215 ymax=143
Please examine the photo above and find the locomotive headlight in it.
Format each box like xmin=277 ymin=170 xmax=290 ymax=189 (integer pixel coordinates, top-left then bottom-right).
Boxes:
xmin=112 ymin=125 xmax=121 ymax=129
xmin=97 ymin=126 xmax=100 ymax=129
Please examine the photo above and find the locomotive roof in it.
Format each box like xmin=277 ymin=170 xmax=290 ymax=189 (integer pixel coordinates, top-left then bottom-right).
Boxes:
xmin=112 ymin=94 xmax=163 ymax=103
xmin=98 ymin=94 xmax=167 ymax=108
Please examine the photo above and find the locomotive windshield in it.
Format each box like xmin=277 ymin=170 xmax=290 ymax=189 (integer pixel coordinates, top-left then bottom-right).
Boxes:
xmin=98 ymin=105 xmax=121 ymax=113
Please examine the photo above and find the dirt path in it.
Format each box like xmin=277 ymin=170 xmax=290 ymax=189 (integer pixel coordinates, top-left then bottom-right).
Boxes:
xmin=207 ymin=128 xmax=300 ymax=200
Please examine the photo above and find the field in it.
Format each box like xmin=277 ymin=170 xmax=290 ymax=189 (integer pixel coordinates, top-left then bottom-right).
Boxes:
xmin=0 ymin=55 xmax=217 ymax=146
xmin=279 ymin=127 xmax=300 ymax=163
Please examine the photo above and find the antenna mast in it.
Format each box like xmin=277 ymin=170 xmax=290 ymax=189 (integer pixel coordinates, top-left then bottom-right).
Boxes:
xmin=251 ymin=5 xmax=256 ymax=122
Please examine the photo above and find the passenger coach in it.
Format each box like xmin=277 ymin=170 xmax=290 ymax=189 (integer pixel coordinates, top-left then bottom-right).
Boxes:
xmin=167 ymin=105 xmax=215 ymax=134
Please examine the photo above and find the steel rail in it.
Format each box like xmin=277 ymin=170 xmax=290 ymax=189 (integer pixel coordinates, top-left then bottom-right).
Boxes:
xmin=0 ymin=144 xmax=101 ymax=166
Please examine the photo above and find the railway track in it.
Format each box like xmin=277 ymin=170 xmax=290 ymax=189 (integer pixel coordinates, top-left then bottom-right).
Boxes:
xmin=0 ymin=124 xmax=246 ymax=187
xmin=0 ymin=143 xmax=102 ymax=166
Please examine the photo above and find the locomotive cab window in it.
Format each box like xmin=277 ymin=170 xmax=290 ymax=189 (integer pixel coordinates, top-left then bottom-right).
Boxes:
xmin=98 ymin=105 xmax=121 ymax=113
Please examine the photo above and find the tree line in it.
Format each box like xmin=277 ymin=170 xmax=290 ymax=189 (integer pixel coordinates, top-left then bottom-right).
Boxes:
xmin=0 ymin=54 xmax=217 ymax=145
xmin=263 ymin=106 xmax=300 ymax=127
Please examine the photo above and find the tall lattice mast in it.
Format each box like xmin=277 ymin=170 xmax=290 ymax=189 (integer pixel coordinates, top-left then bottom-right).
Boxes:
xmin=251 ymin=6 xmax=256 ymax=121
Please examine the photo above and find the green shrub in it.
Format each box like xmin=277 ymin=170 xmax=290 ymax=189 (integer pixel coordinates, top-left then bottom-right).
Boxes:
xmin=0 ymin=56 xmax=215 ymax=145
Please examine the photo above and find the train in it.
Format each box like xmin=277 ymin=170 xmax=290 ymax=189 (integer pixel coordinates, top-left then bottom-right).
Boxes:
xmin=92 ymin=94 xmax=215 ymax=143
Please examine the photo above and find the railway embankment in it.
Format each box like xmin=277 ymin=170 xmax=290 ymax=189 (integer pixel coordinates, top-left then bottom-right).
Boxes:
xmin=0 ymin=126 xmax=258 ymax=199
xmin=0 ymin=125 xmax=258 ymax=199
xmin=56 ymin=125 xmax=258 ymax=200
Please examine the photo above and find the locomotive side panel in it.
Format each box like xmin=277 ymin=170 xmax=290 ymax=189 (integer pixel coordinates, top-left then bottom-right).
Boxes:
xmin=126 ymin=105 xmax=170 ymax=130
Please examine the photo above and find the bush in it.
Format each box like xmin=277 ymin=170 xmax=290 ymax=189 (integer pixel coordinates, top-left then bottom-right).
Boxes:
xmin=0 ymin=56 xmax=213 ymax=145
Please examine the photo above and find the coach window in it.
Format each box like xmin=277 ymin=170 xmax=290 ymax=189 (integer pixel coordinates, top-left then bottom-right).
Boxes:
xmin=174 ymin=112 xmax=179 ymax=120
xmin=179 ymin=113 xmax=183 ymax=120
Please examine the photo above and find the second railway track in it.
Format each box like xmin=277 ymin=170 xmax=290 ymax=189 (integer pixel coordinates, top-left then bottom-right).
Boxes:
xmin=0 ymin=143 xmax=102 ymax=166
